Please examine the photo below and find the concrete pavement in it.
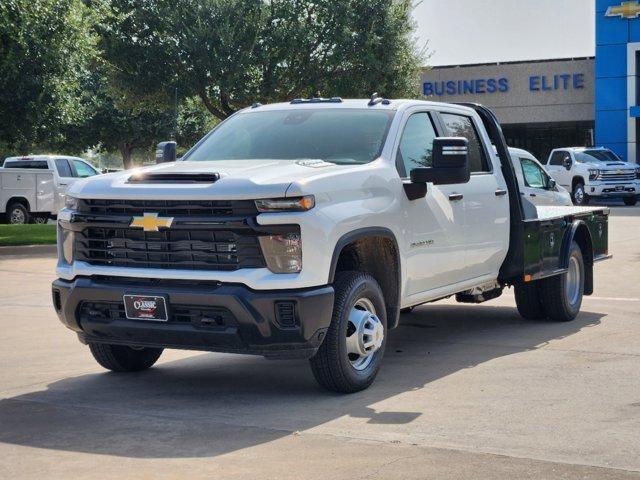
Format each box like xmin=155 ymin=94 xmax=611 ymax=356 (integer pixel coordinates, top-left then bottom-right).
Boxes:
xmin=0 ymin=206 xmax=639 ymax=479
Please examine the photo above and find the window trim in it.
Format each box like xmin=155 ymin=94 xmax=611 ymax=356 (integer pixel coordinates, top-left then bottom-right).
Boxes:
xmin=436 ymin=111 xmax=493 ymax=175
xmin=394 ymin=110 xmax=441 ymax=179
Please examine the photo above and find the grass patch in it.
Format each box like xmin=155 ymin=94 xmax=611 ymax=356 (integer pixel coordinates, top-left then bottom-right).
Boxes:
xmin=0 ymin=224 xmax=57 ymax=246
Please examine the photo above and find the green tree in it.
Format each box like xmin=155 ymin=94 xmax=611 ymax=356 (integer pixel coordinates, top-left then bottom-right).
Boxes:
xmin=100 ymin=0 xmax=424 ymax=121
xmin=0 ymin=0 xmax=97 ymax=155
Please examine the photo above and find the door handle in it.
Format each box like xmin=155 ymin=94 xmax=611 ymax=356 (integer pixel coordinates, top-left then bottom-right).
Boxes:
xmin=529 ymin=193 xmax=537 ymax=197
xmin=59 ymin=183 xmax=68 ymax=186
xmin=495 ymin=189 xmax=508 ymax=197
xmin=448 ymin=193 xmax=464 ymax=201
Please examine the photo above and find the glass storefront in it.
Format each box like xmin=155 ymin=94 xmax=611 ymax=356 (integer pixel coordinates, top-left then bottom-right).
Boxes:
xmin=502 ymin=121 xmax=595 ymax=162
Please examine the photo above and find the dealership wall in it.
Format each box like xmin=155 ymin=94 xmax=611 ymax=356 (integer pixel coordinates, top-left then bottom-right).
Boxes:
xmin=596 ymin=0 xmax=640 ymax=162
xmin=421 ymin=58 xmax=595 ymax=125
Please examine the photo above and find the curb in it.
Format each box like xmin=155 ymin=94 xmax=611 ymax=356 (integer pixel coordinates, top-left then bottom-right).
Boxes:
xmin=0 ymin=244 xmax=57 ymax=257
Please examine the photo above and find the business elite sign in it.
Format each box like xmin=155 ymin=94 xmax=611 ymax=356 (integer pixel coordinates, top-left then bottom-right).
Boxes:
xmin=423 ymin=73 xmax=586 ymax=97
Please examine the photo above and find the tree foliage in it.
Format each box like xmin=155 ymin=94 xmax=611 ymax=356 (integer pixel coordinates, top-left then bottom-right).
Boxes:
xmin=0 ymin=0 xmax=96 ymax=154
xmin=101 ymin=0 xmax=424 ymax=120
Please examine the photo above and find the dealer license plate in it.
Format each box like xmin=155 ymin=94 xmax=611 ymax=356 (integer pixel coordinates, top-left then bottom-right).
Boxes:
xmin=123 ymin=294 xmax=168 ymax=321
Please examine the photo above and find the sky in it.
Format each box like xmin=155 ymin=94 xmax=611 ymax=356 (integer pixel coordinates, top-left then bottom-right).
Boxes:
xmin=413 ymin=0 xmax=595 ymax=66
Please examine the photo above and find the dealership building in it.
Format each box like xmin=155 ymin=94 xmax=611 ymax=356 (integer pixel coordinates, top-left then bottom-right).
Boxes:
xmin=420 ymin=0 xmax=640 ymax=163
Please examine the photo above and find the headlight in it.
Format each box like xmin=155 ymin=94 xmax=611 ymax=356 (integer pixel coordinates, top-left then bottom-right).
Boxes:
xmin=636 ymin=168 xmax=640 ymax=180
xmin=588 ymin=169 xmax=600 ymax=181
xmin=258 ymin=233 xmax=302 ymax=273
xmin=255 ymin=196 xmax=315 ymax=213
xmin=64 ymin=195 xmax=79 ymax=210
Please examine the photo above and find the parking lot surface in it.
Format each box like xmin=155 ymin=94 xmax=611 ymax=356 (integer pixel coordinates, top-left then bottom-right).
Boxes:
xmin=1 ymin=206 xmax=639 ymax=479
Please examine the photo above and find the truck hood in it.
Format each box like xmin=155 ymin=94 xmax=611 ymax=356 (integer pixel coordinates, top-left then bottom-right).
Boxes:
xmin=70 ymin=159 xmax=348 ymax=200
xmin=591 ymin=161 xmax=637 ymax=170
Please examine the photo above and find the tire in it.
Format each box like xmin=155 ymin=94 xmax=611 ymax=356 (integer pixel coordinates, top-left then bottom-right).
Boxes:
xmin=514 ymin=282 xmax=546 ymax=320
xmin=623 ymin=196 xmax=638 ymax=206
xmin=571 ymin=183 xmax=589 ymax=205
xmin=538 ymin=241 xmax=584 ymax=322
xmin=89 ymin=343 xmax=163 ymax=372
xmin=310 ymin=271 xmax=387 ymax=393
xmin=7 ymin=203 xmax=29 ymax=224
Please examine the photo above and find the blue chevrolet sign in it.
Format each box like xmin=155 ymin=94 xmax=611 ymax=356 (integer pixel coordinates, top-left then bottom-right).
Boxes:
xmin=423 ymin=73 xmax=585 ymax=96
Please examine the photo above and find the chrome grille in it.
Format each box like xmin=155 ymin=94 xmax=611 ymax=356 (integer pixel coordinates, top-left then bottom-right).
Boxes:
xmin=597 ymin=170 xmax=636 ymax=182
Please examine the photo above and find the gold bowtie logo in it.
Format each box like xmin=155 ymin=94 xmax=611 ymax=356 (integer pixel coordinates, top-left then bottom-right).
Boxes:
xmin=130 ymin=212 xmax=174 ymax=232
xmin=606 ymin=1 xmax=640 ymax=18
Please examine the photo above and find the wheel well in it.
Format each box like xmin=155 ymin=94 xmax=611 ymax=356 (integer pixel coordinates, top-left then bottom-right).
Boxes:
xmin=6 ymin=197 xmax=30 ymax=211
xmin=333 ymin=235 xmax=401 ymax=329
xmin=572 ymin=177 xmax=585 ymax=189
xmin=571 ymin=223 xmax=594 ymax=295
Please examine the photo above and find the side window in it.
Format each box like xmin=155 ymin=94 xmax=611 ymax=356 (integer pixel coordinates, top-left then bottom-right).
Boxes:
xmin=55 ymin=159 xmax=73 ymax=177
xmin=440 ymin=113 xmax=490 ymax=173
xmin=549 ymin=151 xmax=564 ymax=166
xmin=520 ymin=158 xmax=548 ymax=189
xmin=72 ymin=159 xmax=97 ymax=178
xmin=396 ymin=112 xmax=438 ymax=177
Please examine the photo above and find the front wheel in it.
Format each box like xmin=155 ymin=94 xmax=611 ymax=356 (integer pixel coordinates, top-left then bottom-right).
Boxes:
xmin=310 ymin=271 xmax=387 ymax=393
xmin=89 ymin=343 xmax=163 ymax=372
xmin=572 ymin=183 xmax=589 ymax=205
xmin=623 ymin=196 xmax=638 ymax=206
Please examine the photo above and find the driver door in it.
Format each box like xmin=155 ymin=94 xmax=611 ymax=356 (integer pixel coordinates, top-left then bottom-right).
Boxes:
xmin=396 ymin=110 xmax=468 ymax=296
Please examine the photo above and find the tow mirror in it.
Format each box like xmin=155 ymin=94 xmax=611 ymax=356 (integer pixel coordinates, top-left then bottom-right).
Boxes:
xmin=410 ymin=137 xmax=470 ymax=185
xmin=156 ymin=141 xmax=177 ymax=164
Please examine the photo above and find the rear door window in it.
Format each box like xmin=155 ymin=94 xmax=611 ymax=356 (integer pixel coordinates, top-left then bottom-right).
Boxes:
xmin=55 ymin=159 xmax=73 ymax=177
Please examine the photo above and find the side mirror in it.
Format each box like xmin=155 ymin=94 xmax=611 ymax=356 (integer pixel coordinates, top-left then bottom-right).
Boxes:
xmin=156 ymin=141 xmax=177 ymax=164
xmin=548 ymin=178 xmax=557 ymax=190
xmin=411 ymin=137 xmax=470 ymax=185
xmin=562 ymin=157 xmax=572 ymax=170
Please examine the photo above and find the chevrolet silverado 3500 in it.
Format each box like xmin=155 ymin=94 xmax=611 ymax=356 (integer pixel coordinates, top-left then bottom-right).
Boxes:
xmin=52 ymin=99 xmax=610 ymax=393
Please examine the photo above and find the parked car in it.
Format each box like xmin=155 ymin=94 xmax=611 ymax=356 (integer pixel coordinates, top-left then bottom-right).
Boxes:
xmin=546 ymin=147 xmax=640 ymax=206
xmin=509 ymin=148 xmax=572 ymax=208
xmin=1 ymin=155 xmax=99 ymax=224
xmin=52 ymin=100 xmax=610 ymax=393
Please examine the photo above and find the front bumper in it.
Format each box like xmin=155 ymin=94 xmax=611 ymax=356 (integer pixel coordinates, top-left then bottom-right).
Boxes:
xmin=587 ymin=183 xmax=638 ymax=197
xmin=52 ymin=277 xmax=334 ymax=359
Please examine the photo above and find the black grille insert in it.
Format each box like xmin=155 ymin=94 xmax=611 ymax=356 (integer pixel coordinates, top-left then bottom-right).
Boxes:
xmin=80 ymin=301 xmax=236 ymax=327
xmin=79 ymin=199 xmax=257 ymax=217
xmin=75 ymin=227 xmax=265 ymax=271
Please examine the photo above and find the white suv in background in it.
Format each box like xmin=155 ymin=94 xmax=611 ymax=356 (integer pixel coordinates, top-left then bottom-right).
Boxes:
xmin=546 ymin=147 xmax=640 ymax=206
xmin=509 ymin=148 xmax=572 ymax=208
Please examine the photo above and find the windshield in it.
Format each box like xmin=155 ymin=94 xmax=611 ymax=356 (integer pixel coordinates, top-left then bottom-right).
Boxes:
xmin=184 ymin=108 xmax=396 ymax=165
xmin=575 ymin=149 xmax=622 ymax=164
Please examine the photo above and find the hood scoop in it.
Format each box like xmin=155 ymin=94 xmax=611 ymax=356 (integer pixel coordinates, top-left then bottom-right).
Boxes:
xmin=127 ymin=172 xmax=220 ymax=184
xmin=606 ymin=163 xmax=626 ymax=167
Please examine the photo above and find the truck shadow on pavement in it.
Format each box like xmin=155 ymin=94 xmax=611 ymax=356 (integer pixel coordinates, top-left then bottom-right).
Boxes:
xmin=0 ymin=304 xmax=605 ymax=459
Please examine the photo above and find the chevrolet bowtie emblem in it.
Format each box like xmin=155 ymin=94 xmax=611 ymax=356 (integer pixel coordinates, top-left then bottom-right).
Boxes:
xmin=606 ymin=1 xmax=640 ymax=18
xmin=130 ymin=212 xmax=174 ymax=232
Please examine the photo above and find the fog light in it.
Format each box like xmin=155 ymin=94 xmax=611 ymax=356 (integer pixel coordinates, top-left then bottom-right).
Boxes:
xmin=259 ymin=233 xmax=302 ymax=273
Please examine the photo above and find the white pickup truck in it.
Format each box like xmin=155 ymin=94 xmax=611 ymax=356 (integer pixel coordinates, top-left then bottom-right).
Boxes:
xmin=546 ymin=147 xmax=640 ymax=206
xmin=52 ymin=99 xmax=610 ymax=393
xmin=1 ymin=155 xmax=99 ymax=224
